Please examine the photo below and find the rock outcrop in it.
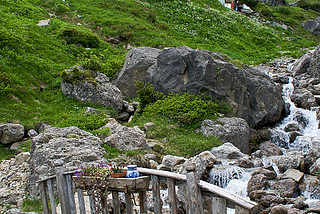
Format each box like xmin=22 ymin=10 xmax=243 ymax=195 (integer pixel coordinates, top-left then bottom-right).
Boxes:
xmin=28 ymin=126 xmax=107 ymax=197
xmin=61 ymin=65 xmax=124 ymax=111
xmin=115 ymin=46 xmax=284 ymax=128
xmin=112 ymin=47 xmax=161 ymax=99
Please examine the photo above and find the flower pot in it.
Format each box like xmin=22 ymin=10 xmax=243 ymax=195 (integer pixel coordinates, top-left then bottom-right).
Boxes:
xmin=111 ymin=171 xmax=127 ymax=178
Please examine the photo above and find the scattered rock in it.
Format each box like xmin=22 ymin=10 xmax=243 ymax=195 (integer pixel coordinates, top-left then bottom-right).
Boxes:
xmin=247 ymin=174 xmax=268 ymax=193
xmin=302 ymin=18 xmax=320 ymax=37
xmin=84 ymin=107 xmax=100 ymax=115
xmin=276 ymin=178 xmax=298 ymax=198
xmin=270 ymin=204 xmax=288 ymax=214
xmin=309 ymin=158 xmax=320 ymax=175
xmin=290 ymin=88 xmax=318 ymax=110
xmin=0 ymin=123 xmax=24 ymax=145
xmin=259 ymin=141 xmax=283 ymax=157
xmin=210 ymin=142 xmax=248 ymax=160
xmin=283 ymin=169 xmax=304 ymax=183
xmin=36 ymin=19 xmax=50 ymax=26
xmin=27 ymin=129 xmax=38 ymax=138
xmin=143 ymin=122 xmax=155 ymax=132
xmin=270 ymin=151 xmax=303 ymax=173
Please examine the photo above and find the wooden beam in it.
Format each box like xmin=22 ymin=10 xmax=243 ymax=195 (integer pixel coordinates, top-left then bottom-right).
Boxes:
xmin=47 ymin=179 xmax=57 ymax=214
xmin=167 ymin=178 xmax=178 ymax=214
xmin=39 ymin=181 xmax=49 ymax=214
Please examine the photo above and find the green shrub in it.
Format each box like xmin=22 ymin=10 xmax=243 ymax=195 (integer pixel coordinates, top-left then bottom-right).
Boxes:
xmin=0 ymin=28 xmax=23 ymax=49
xmin=90 ymin=128 xmax=111 ymax=138
xmin=136 ymin=81 xmax=164 ymax=111
xmin=60 ymin=28 xmax=100 ymax=48
xmin=0 ymin=145 xmax=15 ymax=162
xmin=102 ymin=144 xmax=120 ymax=159
xmin=22 ymin=196 xmax=43 ymax=213
xmin=60 ymin=66 xmax=96 ymax=83
xmin=18 ymin=140 xmax=32 ymax=152
xmin=56 ymin=4 xmax=71 ymax=15
xmin=144 ymin=92 xmax=230 ymax=125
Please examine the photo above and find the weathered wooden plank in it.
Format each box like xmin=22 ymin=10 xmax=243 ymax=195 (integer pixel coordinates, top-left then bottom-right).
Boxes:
xmin=185 ymin=164 xmax=203 ymax=214
xmin=77 ymin=189 xmax=86 ymax=214
xmin=212 ymin=197 xmax=227 ymax=214
xmin=235 ymin=205 xmax=250 ymax=214
xmin=112 ymin=191 xmax=121 ymax=214
xmin=138 ymin=167 xmax=257 ymax=211
xmin=39 ymin=181 xmax=50 ymax=214
xmin=47 ymin=179 xmax=57 ymax=214
xmin=167 ymin=178 xmax=178 ymax=214
xmin=106 ymin=176 xmax=150 ymax=192
xmin=198 ymin=181 xmax=257 ymax=211
xmin=152 ymin=175 xmax=162 ymax=214
xmin=89 ymin=191 xmax=96 ymax=214
xmin=102 ymin=193 xmax=108 ymax=214
xmin=125 ymin=192 xmax=133 ymax=214
xmin=66 ymin=174 xmax=76 ymax=214
xmin=54 ymin=160 xmax=71 ymax=214
xmin=139 ymin=191 xmax=147 ymax=214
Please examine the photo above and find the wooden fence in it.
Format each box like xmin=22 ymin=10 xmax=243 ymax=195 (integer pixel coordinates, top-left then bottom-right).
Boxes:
xmin=38 ymin=161 xmax=257 ymax=214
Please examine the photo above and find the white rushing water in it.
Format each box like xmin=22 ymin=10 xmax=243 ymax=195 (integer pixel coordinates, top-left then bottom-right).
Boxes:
xmin=208 ymin=72 xmax=320 ymax=212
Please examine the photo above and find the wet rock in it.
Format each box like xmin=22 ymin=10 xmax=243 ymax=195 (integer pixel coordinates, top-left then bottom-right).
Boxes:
xmin=284 ymin=123 xmax=301 ymax=132
xmin=247 ymin=174 xmax=268 ymax=193
xmin=248 ymin=189 xmax=278 ymax=201
xmin=259 ymin=195 xmax=284 ymax=208
xmin=287 ymin=208 xmax=303 ymax=214
xmin=276 ymin=178 xmax=298 ymax=198
xmin=257 ymin=128 xmax=272 ymax=141
xmin=270 ymin=205 xmax=288 ymax=214
xmin=270 ymin=151 xmax=303 ymax=173
xmin=102 ymin=118 xmax=150 ymax=152
xmin=304 ymin=138 xmax=320 ymax=169
xmin=259 ymin=141 xmax=283 ymax=157
xmin=201 ymin=117 xmax=252 ymax=154
xmin=309 ymin=158 xmax=320 ymax=175
xmin=210 ymin=142 xmax=248 ymax=160
xmin=233 ymin=158 xmax=254 ymax=168
xmin=252 ymin=168 xmax=277 ymax=180
xmin=290 ymin=88 xmax=318 ymax=110
xmin=0 ymin=123 xmax=24 ymax=145
xmin=299 ymin=175 xmax=320 ymax=199
xmin=288 ymin=131 xmax=303 ymax=143
xmin=112 ymin=47 xmax=161 ymax=99
xmin=283 ymin=169 xmax=304 ymax=183
xmin=308 ymin=44 xmax=320 ymax=79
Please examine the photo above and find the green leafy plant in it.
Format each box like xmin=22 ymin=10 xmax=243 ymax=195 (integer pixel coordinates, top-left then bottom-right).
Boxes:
xmin=60 ymin=27 xmax=100 ymax=48
xmin=144 ymin=92 xmax=230 ymax=125
xmin=102 ymin=144 xmax=120 ymax=160
xmin=22 ymin=195 xmax=43 ymax=213
xmin=136 ymin=81 xmax=164 ymax=111
xmin=18 ymin=140 xmax=32 ymax=152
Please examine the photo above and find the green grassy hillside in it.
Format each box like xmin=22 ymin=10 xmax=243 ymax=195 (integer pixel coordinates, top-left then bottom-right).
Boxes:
xmin=0 ymin=0 xmax=319 ymax=130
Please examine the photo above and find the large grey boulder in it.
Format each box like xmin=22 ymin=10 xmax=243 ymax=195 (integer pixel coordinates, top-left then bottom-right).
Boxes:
xmin=112 ymin=47 xmax=161 ymax=99
xmin=201 ymin=117 xmax=252 ymax=153
xmin=270 ymin=151 xmax=303 ymax=173
xmin=61 ymin=66 xmax=124 ymax=111
xmin=102 ymin=118 xmax=150 ymax=152
xmin=291 ymin=52 xmax=312 ymax=77
xmin=302 ymin=18 xmax=320 ymax=37
xmin=28 ymin=126 xmax=107 ymax=197
xmin=146 ymin=46 xmax=284 ymax=128
xmin=0 ymin=123 xmax=24 ymax=145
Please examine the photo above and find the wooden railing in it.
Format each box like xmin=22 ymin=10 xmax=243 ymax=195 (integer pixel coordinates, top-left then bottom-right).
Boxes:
xmin=38 ymin=161 xmax=257 ymax=214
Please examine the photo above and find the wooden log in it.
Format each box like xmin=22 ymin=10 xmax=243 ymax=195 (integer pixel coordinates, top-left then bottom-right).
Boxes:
xmin=167 ymin=178 xmax=178 ymax=214
xmin=185 ymin=164 xmax=203 ymax=214
xmin=89 ymin=190 xmax=96 ymax=214
xmin=138 ymin=167 xmax=257 ymax=211
xmin=47 ymin=179 xmax=57 ymax=214
xmin=152 ymin=175 xmax=162 ymax=214
xmin=66 ymin=174 xmax=76 ymax=214
xmin=139 ymin=191 xmax=147 ymax=214
xmin=112 ymin=191 xmax=120 ymax=214
xmin=235 ymin=205 xmax=250 ymax=214
xmin=54 ymin=160 xmax=71 ymax=214
xmin=212 ymin=197 xmax=227 ymax=214
xmin=39 ymin=181 xmax=50 ymax=214
xmin=102 ymin=193 xmax=108 ymax=214
xmin=125 ymin=192 xmax=133 ymax=214
xmin=77 ymin=189 xmax=86 ymax=214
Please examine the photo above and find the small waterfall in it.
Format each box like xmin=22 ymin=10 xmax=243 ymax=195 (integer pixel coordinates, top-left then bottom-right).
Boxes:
xmin=207 ymin=165 xmax=245 ymax=188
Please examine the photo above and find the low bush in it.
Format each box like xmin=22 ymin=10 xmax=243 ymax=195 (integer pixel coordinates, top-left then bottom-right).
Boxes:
xmin=143 ymin=92 xmax=230 ymax=125
xmin=136 ymin=81 xmax=164 ymax=111
xmin=60 ymin=27 xmax=100 ymax=48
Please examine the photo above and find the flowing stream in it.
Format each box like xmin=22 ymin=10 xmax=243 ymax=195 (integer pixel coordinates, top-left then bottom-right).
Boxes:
xmin=207 ymin=66 xmax=320 ymax=212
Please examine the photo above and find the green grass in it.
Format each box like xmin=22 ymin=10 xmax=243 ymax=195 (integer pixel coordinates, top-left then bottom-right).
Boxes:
xmin=0 ymin=0 xmax=319 ymax=158
xmin=0 ymin=144 xmax=16 ymax=161
xmin=21 ymin=196 xmax=43 ymax=213
xmin=128 ymin=113 xmax=222 ymax=157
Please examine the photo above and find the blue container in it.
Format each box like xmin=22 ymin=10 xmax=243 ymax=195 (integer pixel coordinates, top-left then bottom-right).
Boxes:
xmin=126 ymin=165 xmax=140 ymax=178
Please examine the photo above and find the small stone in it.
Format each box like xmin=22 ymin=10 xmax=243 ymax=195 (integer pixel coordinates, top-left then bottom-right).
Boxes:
xmin=36 ymin=19 xmax=50 ymax=26
xmin=283 ymin=169 xmax=304 ymax=183
xmin=270 ymin=205 xmax=288 ymax=214
xmin=144 ymin=122 xmax=155 ymax=132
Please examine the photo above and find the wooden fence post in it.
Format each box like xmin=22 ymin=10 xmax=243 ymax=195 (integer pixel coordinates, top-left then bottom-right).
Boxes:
xmin=185 ymin=163 xmax=203 ymax=214
xmin=212 ymin=197 xmax=226 ymax=214
xmin=54 ymin=159 xmax=71 ymax=214
xmin=167 ymin=178 xmax=178 ymax=214
xmin=39 ymin=181 xmax=50 ymax=214
xmin=65 ymin=174 xmax=76 ymax=214
xmin=47 ymin=179 xmax=57 ymax=214
xmin=152 ymin=175 xmax=162 ymax=214
xmin=77 ymin=189 xmax=86 ymax=214
xmin=235 ymin=205 xmax=250 ymax=214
